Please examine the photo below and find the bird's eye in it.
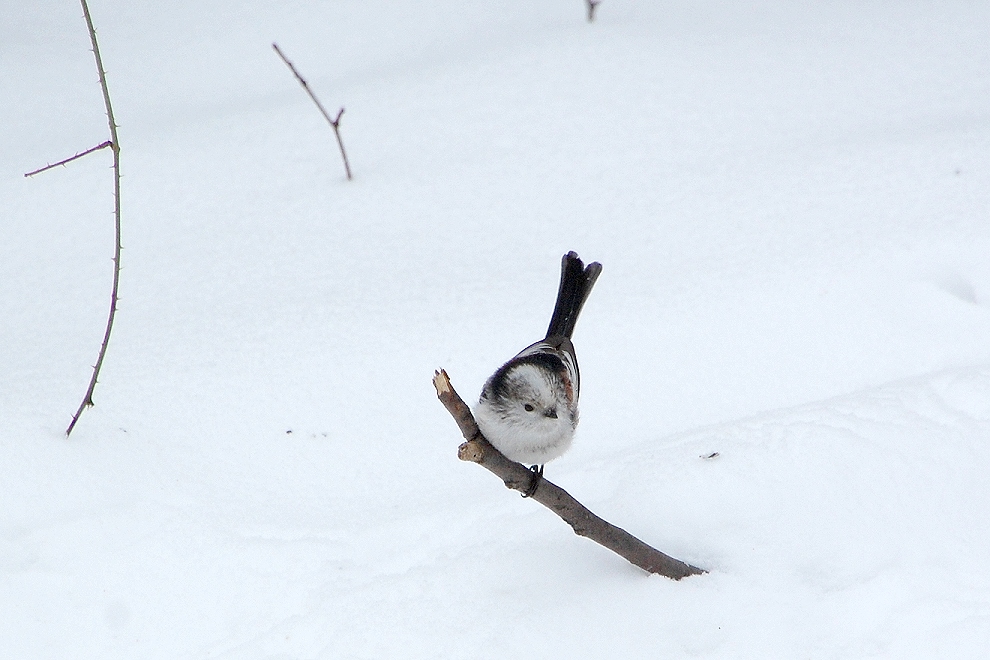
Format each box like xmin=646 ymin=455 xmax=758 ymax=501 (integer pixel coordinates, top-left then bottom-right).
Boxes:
xmin=524 ymin=404 xmax=535 ymax=412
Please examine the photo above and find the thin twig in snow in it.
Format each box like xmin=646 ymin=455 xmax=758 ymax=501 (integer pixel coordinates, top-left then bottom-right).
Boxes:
xmin=586 ymin=0 xmax=601 ymax=22
xmin=272 ymin=42 xmax=352 ymax=180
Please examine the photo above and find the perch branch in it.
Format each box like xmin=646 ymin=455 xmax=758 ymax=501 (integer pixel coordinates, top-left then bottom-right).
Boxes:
xmin=433 ymin=369 xmax=704 ymax=580
xmin=272 ymin=42 xmax=352 ymax=180
xmin=65 ymin=0 xmax=122 ymax=436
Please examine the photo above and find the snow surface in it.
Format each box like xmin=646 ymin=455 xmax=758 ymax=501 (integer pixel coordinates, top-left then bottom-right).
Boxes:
xmin=3 ymin=0 xmax=990 ymax=657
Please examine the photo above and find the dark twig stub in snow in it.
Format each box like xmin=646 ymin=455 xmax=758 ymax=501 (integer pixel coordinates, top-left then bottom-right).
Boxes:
xmin=586 ymin=0 xmax=601 ymax=22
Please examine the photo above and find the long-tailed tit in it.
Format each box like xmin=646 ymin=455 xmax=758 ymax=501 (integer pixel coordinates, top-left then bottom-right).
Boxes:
xmin=475 ymin=252 xmax=602 ymax=495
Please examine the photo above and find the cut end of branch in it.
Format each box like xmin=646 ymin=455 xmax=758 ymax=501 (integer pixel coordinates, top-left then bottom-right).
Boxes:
xmin=433 ymin=369 xmax=452 ymax=396
xmin=457 ymin=440 xmax=485 ymax=463
xmin=433 ymin=369 xmax=483 ymax=442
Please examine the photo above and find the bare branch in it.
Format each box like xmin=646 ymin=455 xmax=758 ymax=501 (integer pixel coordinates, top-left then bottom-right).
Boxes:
xmin=24 ymin=140 xmax=112 ymax=177
xmin=65 ymin=0 xmax=122 ymax=436
xmin=272 ymin=42 xmax=352 ymax=180
xmin=433 ymin=369 xmax=705 ymax=579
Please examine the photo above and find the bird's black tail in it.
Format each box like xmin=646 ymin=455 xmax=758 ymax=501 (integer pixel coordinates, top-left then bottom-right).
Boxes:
xmin=545 ymin=251 xmax=602 ymax=339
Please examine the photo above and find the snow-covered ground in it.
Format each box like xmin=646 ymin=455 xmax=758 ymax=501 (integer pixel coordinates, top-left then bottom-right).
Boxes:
xmin=3 ymin=1 xmax=990 ymax=657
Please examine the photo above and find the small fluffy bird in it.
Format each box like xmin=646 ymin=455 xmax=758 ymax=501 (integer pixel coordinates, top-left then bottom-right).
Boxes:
xmin=475 ymin=252 xmax=601 ymax=494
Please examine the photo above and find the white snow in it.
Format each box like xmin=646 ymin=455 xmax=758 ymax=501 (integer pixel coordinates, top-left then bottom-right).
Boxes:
xmin=3 ymin=0 xmax=990 ymax=657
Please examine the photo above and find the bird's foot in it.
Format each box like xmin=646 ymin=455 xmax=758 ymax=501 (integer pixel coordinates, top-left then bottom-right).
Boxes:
xmin=521 ymin=464 xmax=544 ymax=498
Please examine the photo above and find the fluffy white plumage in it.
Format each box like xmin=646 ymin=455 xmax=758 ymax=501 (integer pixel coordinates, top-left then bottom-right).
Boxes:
xmin=475 ymin=360 xmax=577 ymax=464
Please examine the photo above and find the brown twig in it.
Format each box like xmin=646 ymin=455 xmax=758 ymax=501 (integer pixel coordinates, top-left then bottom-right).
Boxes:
xmin=586 ymin=0 xmax=601 ymax=22
xmin=272 ymin=42 xmax=352 ymax=180
xmin=64 ymin=0 xmax=122 ymax=436
xmin=433 ymin=369 xmax=705 ymax=579
xmin=24 ymin=140 xmax=112 ymax=177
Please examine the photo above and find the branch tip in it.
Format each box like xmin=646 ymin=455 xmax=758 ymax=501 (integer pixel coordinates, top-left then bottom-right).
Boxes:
xmin=433 ymin=369 xmax=452 ymax=396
